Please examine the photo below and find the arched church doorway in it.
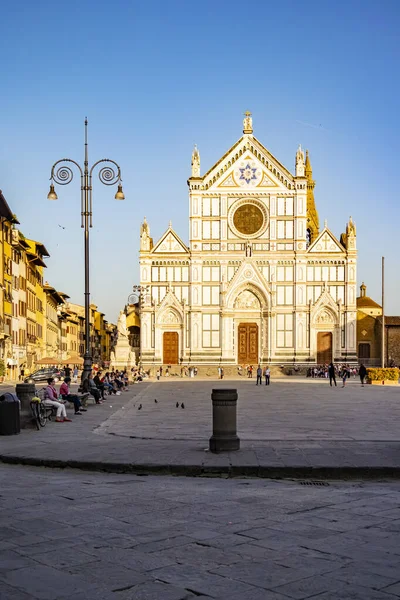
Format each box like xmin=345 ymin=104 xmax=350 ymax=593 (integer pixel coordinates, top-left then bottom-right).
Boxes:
xmin=317 ymin=332 xmax=332 ymax=364
xmin=163 ymin=332 xmax=179 ymax=364
xmin=238 ymin=323 xmax=258 ymax=364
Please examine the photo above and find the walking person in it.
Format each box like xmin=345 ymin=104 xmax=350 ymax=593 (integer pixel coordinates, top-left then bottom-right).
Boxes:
xmin=328 ymin=362 xmax=337 ymax=387
xmin=341 ymin=365 xmax=348 ymax=388
xmin=359 ymin=363 xmax=367 ymax=387
xmin=72 ymin=366 xmax=79 ymax=383
xmin=265 ymin=366 xmax=271 ymax=385
xmin=256 ymin=365 xmax=262 ymax=385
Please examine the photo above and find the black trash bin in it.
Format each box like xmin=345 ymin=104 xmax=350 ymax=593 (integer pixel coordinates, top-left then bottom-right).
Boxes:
xmin=0 ymin=393 xmax=21 ymax=435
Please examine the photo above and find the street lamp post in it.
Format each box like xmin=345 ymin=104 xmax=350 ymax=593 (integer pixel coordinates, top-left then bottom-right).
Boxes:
xmin=47 ymin=118 xmax=124 ymax=382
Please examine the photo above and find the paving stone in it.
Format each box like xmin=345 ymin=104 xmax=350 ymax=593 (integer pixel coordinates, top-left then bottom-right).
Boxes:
xmin=152 ymin=563 xmax=258 ymax=597
xmin=381 ymin=581 xmax=400 ymax=596
xmin=113 ymin=580 xmax=201 ymax=599
xmin=0 ymin=582 xmax=34 ymax=600
xmin=317 ymin=588 xmax=400 ymax=600
xmin=33 ymin=545 xmax=98 ymax=569
xmin=152 ymin=541 xmax=243 ymax=569
xmin=67 ymin=560 xmax=149 ymax=589
xmin=0 ymin=564 xmax=101 ymax=600
xmin=333 ymin=564 xmax=398 ymax=590
xmin=211 ymin=559 xmax=307 ymax=590
xmin=0 ymin=549 xmax=37 ymax=573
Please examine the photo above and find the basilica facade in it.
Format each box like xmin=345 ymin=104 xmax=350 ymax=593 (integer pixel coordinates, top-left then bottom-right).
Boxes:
xmin=139 ymin=114 xmax=357 ymax=371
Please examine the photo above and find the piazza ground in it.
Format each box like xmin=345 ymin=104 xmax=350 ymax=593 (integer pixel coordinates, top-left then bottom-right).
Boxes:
xmin=0 ymin=378 xmax=399 ymax=477
xmin=1 ymin=465 xmax=400 ymax=599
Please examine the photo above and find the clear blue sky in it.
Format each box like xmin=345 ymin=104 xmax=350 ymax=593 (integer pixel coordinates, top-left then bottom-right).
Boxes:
xmin=0 ymin=0 xmax=399 ymax=322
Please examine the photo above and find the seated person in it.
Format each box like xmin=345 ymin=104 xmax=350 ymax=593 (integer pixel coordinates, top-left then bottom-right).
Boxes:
xmin=102 ymin=372 xmax=115 ymax=395
xmin=81 ymin=373 xmax=102 ymax=404
xmin=59 ymin=377 xmax=87 ymax=415
xmin=93 ymin=371 xmax=105 ymax=399
xmin=44 ymin=378 xmax=72 ymax=422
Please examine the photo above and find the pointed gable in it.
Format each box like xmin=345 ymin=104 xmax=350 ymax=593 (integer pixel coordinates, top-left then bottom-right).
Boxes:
xmin=225 ymin=259 xmax=271 ymax=308
xmin=203 ymin=136 xmax=294 ymax=192
xmin=152 ymin=227 xmax=189 ymax=255
xmin=156 ymin=288 xmax=184 ymax=321
xmin=307 ymin=228 xmax=345 ymax=254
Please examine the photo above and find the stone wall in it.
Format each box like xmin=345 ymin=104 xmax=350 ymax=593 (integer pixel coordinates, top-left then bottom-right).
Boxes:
xmin=386 ymin=326 xmax=400 ymax=366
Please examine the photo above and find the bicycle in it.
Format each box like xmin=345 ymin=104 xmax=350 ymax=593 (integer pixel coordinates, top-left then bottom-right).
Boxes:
xmin=30 ymin=396 xmax=48 ymax=430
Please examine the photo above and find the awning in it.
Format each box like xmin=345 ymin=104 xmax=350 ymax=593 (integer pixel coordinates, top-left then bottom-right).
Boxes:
xmin=36 ymin=357 xmax=59 ymax=365
xmin=62 ymin=355 xmax=84 ymax=365
xmin=7 ymin=358 xmax=18 ymax=366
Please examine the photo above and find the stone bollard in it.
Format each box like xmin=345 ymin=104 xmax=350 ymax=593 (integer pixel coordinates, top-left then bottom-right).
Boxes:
xmin=209 ymin=388 xmax=240 ymax=453
xmin=15 ymin=383 xmax=36 ymax=428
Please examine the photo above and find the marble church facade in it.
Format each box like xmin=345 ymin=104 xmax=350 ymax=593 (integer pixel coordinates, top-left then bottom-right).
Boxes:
xmin=139 ymin=114 xmax=357 ymax=371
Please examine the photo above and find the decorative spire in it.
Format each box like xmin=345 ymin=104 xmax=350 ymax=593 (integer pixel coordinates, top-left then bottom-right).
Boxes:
xmin=169 ymin=220 xmax=172 ymax=229
xmin=140 ymin=216 xmax=151 ymax=251
xmin=191 ymin=144 xmax=200 ymax=177
xmin=140 ymin=216 xmax=149 ymax=236
xmin=305 ymin=149 xmax=312 ymax=176
xmin=360 ymin=282 xmax=366 ymax=297
xmin=243 ymin=111 xmax=253 ymax=134
xmin=305 ymin=150 xmax=319 ymax=244
xmin=295 ymin=144 xmax=305 ymax=176
xmin=346 ymin=216 xmax=356 ymax=236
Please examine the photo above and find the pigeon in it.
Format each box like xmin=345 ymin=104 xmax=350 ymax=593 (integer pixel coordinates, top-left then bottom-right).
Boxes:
xmin=176 ymin=402 xmax=179 ymax=408
xmin=181 ymin=403 xmax=185 ymax=409
xmin=58 ymin=224 xmax=66 ymax=229
xmin=138 ymin=404 xmax=142 ymax=410
xmin=154 ymin=399 xmax=158 ymax=403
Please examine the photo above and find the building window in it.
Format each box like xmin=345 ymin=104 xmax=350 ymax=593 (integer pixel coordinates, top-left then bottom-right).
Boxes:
xmin=202 ymin=266 xmax=220 ymax=282
xmin=358 ymin=343 xmax=370 ymax=359
xmin=276 ymin=286 xmax=293 ymax=305
xmin=202 ymin=286 xmax=219 ymax=305
xmin=203 ymin=221 xmax=211 ymax=239
xmin=202 ymin=314 xmax=220 ymax=347
xmin=277 ymin=220 xmax=293 ymax=239
xmin=276 ymin=266 xmax=293 ymax=282
xmin=277 ymin=314 xmax=293 ymax=347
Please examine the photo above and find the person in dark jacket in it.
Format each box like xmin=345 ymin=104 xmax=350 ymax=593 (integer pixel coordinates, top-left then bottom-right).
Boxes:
xmin=82 ymin=373 xmax=102 ymax=404
xmin=328 ymin=363 xmax=337 ymax=387
xmin=93 ymin=372 xmax=105 ymax=399
xmin=359 ymin=364 xmax=367 ymax=387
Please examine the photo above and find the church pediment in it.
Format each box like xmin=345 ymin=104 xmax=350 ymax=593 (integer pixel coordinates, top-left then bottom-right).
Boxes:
xmin=216 ymin=155 xmax=279 ymax=190
xmin=225 ymin=259 xmax=271 ymax=308
xmin=311 ymin=286 xmax=339 ymax=322
xmin=203 ymin=137 xmax=294 ymax=192
xmin=152 ymin=227 xmax=189 ymax=254
xmin=308 ymin=228 xmax=345 ymax=254
xmin=156 ymin=289 xmax=184 ymax=321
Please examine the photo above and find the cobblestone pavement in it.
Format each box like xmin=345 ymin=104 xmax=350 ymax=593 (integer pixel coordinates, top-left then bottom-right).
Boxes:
xmin=0 ymin=380 xmax=399 ymax=476
xmin=1 ymin=465 xmax=400 ymax=599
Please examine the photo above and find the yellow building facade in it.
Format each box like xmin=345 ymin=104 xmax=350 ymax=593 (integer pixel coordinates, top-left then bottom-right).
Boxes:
xmin=0 ymin=190 xmax=117 ymax=377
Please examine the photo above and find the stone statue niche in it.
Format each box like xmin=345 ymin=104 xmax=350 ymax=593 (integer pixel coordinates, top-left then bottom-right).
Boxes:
xmin=110 ymin=310 xmax=136 ymax=371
